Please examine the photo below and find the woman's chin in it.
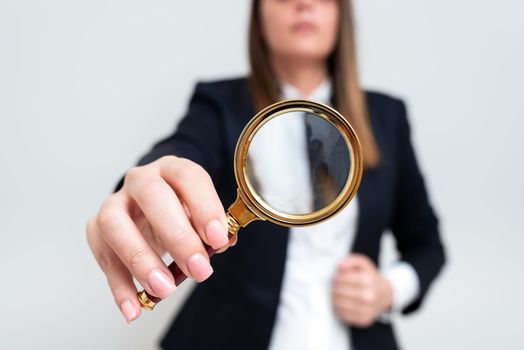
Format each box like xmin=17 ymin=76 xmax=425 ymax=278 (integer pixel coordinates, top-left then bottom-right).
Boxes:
xmin=277 ymin=42 xmax=332 ymax=63
xmin=282 ymin=51 xmax=331 ymax=64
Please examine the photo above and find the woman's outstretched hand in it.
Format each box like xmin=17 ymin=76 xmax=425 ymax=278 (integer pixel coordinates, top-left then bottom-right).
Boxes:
xmin=332 ymin=254 xmax=393 ymax=328
xmin=86 ymin=156 xmax=234 ymax=323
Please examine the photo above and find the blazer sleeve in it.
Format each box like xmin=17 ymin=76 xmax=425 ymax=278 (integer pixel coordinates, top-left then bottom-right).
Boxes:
xmin=390 ymin=99 xmax=446 ymax=314
xmin=114 ymin=82 xmax=227 ymax=192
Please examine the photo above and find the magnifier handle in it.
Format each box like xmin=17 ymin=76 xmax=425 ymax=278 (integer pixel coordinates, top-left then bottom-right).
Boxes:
xmin=137 ymin=214 xmax=241 ymax=311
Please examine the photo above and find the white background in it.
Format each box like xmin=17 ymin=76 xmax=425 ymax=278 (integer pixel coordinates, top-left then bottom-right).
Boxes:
xmin=1 ymin=0 xmax=523 ymax=349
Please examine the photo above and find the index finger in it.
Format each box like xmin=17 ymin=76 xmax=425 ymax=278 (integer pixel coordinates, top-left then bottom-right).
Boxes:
xmin=159 ymin=156 xmax=229 ymax=249
xmin=338 ymin=254 xmax=375 ymax=271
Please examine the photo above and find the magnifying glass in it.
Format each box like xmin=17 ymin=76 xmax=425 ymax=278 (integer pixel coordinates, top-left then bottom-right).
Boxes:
xmin=137 ymin=99 xmax=363 ymax=310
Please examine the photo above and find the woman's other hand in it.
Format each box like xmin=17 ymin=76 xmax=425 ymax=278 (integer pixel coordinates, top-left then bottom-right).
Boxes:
xmin=86 ymin=156 xmax=232 ymax=323
xmin=332 ymin=253 xmax=393 ymax=328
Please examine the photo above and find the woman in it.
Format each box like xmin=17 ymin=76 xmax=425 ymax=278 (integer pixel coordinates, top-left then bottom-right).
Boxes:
xmin=87 ymin=0 xmax=445 ymax=349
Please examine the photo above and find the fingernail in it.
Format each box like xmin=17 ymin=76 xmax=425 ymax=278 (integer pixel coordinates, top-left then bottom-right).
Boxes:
xmin=187 ymin=253 xmax=213 ymax=282
xmin=120 ymin=300 xmax=138 ymax=323
xmin=148 ymin=269 xmax=176 ymax=299
xmin=206 ymin=219 xmax=228 ymax=249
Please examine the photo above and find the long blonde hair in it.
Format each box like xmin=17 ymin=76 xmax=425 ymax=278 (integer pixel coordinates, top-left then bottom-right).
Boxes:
xmin=248 ymin=0 xmax=380 ymax=168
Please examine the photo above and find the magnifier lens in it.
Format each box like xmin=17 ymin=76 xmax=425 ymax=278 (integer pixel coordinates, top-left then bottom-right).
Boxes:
xmin=246 ymin=110 xmax=351 ymax=216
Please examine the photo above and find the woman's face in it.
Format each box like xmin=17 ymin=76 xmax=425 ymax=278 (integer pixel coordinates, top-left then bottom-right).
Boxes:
xmin=260 ymin=0 xmax=339 ymax=63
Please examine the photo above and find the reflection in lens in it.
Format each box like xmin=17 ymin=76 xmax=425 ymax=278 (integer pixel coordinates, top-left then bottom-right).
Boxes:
xmin=246 ymin=111 xmax=350 ymax=215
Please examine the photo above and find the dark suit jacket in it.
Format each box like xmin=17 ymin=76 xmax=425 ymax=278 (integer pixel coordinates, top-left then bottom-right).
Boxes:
xmin=120 ymin=77 xmax=446 ymax=350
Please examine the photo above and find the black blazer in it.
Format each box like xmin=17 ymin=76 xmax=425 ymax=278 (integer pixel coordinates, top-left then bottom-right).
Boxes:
xmin=123 ymin=77 xmax=446 ymax=350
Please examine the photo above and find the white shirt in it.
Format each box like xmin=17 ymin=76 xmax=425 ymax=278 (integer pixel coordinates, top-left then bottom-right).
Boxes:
xmin=249 ymin=80 xmax=420 ymax=350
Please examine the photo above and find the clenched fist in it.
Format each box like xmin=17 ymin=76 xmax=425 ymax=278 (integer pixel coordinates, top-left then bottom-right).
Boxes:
xmin=332 ymin=253 xmax=393 ymax=328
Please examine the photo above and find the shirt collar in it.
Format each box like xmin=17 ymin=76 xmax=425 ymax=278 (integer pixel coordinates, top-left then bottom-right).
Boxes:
xmin=280 ymin=78 xmax=332 ymax=105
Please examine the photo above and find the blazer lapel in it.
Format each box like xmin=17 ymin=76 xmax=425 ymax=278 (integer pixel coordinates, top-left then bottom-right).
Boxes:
xmin=349 ymin=98 xmax=390 ymax=260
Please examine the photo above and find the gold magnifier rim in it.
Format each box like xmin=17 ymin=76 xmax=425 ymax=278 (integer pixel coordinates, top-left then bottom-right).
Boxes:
xmin=233 ymin=99 xmax=363 ymax=227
